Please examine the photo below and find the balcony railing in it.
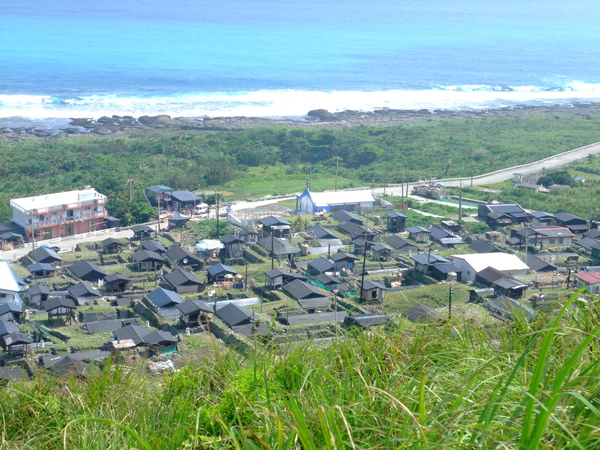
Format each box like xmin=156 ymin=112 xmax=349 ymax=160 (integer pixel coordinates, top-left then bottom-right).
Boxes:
xmin=32 ymin=211 xmax=107 ymax=228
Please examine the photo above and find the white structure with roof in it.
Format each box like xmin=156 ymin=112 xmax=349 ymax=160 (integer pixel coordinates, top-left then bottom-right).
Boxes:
xmin=10 ymin=187 xmax=107 ymax=241
xmin=296 ymin=188 xmax=376 ymax=214
xmin=452 ymin=252 xmax=529 ymax=282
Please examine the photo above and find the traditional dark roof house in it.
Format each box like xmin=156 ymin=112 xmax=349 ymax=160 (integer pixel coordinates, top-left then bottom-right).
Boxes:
xmin=130 ymin=224 xmax=155 ymax=240
xmin=306 ymin=257 xmax=335 ymax=277
xmin=371 ymin=243 xmax=393 ymax=262
xmin=259 ymin=216 xmax=292 ymax=238
xmin=331 ymin=210 xmax=363 ymax=225
xmin=141 ymin=239 xmax=167 ymax=254
xmin=220 ymin=234 xmax=245 ymax=260
xmin=207 ymin=263 xmax=238 ymax=283
xmin=101 ymin=237 xmax=125 ymax=254
xmin=383 ymin=235 xmax=418 ymax=254
xmin=257 ymin=236 xmax=300 ymax=263
xmin=176 ymin=300 xmax=213 ymax=328
xmin=509 ymin=226 xmax=574 ymax=249
xmin=430 ymin=263 xmax=462 ymax=282
xmin=113 ymin=324 xmax=151 ymax=347
xmin=336 ymin=221 xmax=373 ymax=241
xmin=67 ymin=260 xmax=107 ymax=282
xmin=104 ymin=273 xmax=133 ymax=293
xmin=43 ymin=297 xmax=77 ymax=324
xmin=477 ymin=203 xmax=529 ymax=227
xmin=146 ymin=287 xmax=184 ymax=309
xmin=166 ymin=245 xmax=204 ymax=270
xmin=554 ymin=212 xmax=588 ymax=234
xmin=576 ymin=237 xmax=600 ymax=259
xmin=235 ymin=226 xmax=260 ymax=244
xmin=264 ymin=269 xmax=307 ymax=290
xmin=145 ymin=330 xmax=178 ymax=354
xmin=385 ymin=211 xmax=407 ymax=233
xmin=584 ymin=228 xmax=600 ymax=240
xmin=216 ymin=303 xmax=268 ymax=337
xmin=130 ymin=249 xmax=165 ymax=271
xmin=428 ymin=225 xmax=463 ymax=247
xmin=411 ymin=253 xmax=450 ymax=274
xmin=2 ymin=332 xmax=30 ymax=356
xmin=330 ymin=251 xmax=360 ymax=272
xmin=45 ymin=354 xmax=90 ymax=378
xmin=67 ymin=282 xmax=102 ymax=305
xmin=469 ymin=239 xmax=502 ymax=254
xmin=522 ymin=254 xmax=558 ymax=273
xmin=170 ymin=190 xmax=202 ymax=214
xmin=0 ymin=320 xmax=20 ymax=340
xmin=0 ymin=303 xmax=22 ymax=322
xmin=82 ymin=318 xmax=142 ymax=335
xmin=530 ymin=211 xmax=557 ymax=226
xmin=164 ymin=269 xmax=204 ymax=293
xmin=359 ymin=280 xmax=387 ymax=303
xmin=28 ymin=246 xmax=62 ymax=265
xmin=168 ymin=215 xmax=190 ymax=230
xmin=27 ymin=262 xmax=55 ymax=279
xmin=283 ymin=279 xmax=330 ymax=312
xmin=406 ymin=226 xmax=431 ymax=243
xmin=305 ymin=225 xmax=343 ymax=248
xmin=475 ymin=267 xmax=528 ymax=298
xmin=24 ymin=284 xmax=51 ymax=306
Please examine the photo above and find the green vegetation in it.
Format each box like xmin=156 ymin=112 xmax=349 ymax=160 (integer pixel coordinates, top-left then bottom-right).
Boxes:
xmin=3 ymin=295 xmax=600 ymax=448
xmin=3 ymin=114 xmax=600 ymax=224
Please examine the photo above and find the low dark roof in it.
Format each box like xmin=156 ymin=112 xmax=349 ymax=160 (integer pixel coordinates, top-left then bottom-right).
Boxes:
xmin=101 ymin=237 xmax=124 ymax=248
xmin=170 ymin=190 xmax=202 ymax=202
xmin=315 ymin=273 xmax=343 ymax=287
xmin=164 ymin=269 xmax=203 ymax=287
xmin=207 ymin=263 xmax=238 ymax=277
xmin=307 ymin=257 xmax=334 ymax=274
xmin=27 ymin=262 xmax=55 ymax=273
xmin=236 ymin=226 xmax=259 ymax=236
xmin=257 ymin=237 xmax=300 ymax=255
xmin=329 ymin=251 xmax=359 ymax=262
xmin=431 ymin=263 xmax=462 ymax=275
xmin=0 ymin=320 xmax=20 ymax=336
xmin=407 ymin=226 xmax=431 ymax=234
xmin=385 ymin=211 xmax=407 ymax=219
xmin=264 ymin=269 xmax=307 ymax=281
xmin=469 ymin=239 xmax=502 ymax=253
xmin=113 ymin=324 xmax=150 ymax=346
xmin=306 ymin=225 xmax=339 ymax=240
xmin=130 ymin=224 xmax=154 ymax=234
xmin=337 ymin=221 xmax=369 ymax=239
xmin=84 ymin=319 xmax=142 ymax=334
xmin=411 ymin=253 xmax=450 ymax=265
xmin=131 ymin=249 xmax=165 ymax=263
xmin=176 ymin=300 xmax=213 ymax=315
xmin=220 ymin=234 xmax=244 ymax=245
xmin=530 ymin=211 xmax=555 ymax=219
xmin=216 ymin=303 xmax=253 ymax=327
xmin=0 ymin=303 xmax=22 ymax=315
xmin=67 ymin=260 xmax=107 ymax=280
xmin=331 ymin=210 xmax=363 ymax=224
xmin=146 ymin=288 xmax=184 ymax=308
xmin=144 ymin=330 xmax=177 ymax=345
xmin=68 ymin=282 xmax=101 ymax=298
xmin=43 ymin=297 xmax=77 ymax=311
xmin=384 ymin=235 xmax=417 ymax=250
xmin=141 ymin=240 xmax=167 ymax=253
xmin=522 ymin=254 xmax=558 ymax=273
xmin=27 ymin=285 xmax=51 ymax=296
xmin=47 ymin=354 xmax=89 ymax=377
xmin=555 ymin=212 xmax=585 ymax=223
xmin=361 ymin=280 xmax=387 ymax=291
xmin=104 ymin=273 xmax=132 ymax=283
xmin=29 ymin=246 xmax=62 ymax=263
xmin=146 ymin=185 xmax=172 ymax=192
xmin=2 ymin=331 xmax=30 ymax=346
xmin=283 ymin=279 xmax=330 ymax=300
xmin=166 ymin=245 xmax=202 ymax=264
xmin=371 ymin=243 xmax=393 ymax=252
xmin=259 ymin=216 xmax=292 ymax=227
xmin=576 ymin=237 xmax=600 ymax=251
xmin=279 ymin=311 xmax=347 ymax=326
xmin=484 ymin=296 xmax=536 ymax=320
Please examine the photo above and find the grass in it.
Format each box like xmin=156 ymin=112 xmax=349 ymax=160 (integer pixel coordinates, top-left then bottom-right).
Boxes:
xmin=3 ymin=294 xmax=600 ymax=448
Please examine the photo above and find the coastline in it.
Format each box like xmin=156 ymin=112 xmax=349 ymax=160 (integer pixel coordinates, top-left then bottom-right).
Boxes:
xmin=2 ymin=102 xmax=600 ymax=141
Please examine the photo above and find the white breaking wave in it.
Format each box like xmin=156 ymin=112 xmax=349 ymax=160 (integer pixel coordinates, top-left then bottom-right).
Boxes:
xmin=2 ymin=82 xmax=600 ymax=120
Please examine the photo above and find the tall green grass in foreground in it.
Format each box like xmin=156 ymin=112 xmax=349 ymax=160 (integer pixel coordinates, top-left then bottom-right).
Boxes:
xmin=1 ymin=295 xmax=600 ymax=449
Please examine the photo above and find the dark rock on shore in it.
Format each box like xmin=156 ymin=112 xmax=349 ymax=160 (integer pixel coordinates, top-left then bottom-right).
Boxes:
xmin=2 ymin=102 xmax=600 ymax=141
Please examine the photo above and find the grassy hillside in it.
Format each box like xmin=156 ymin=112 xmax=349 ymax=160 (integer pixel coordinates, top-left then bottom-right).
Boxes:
xmin=3 ymin=295 xmax=599 ymax=449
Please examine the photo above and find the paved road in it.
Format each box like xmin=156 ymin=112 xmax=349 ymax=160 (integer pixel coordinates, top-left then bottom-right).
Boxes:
xmin=232 ymin=140 xmax=600 ymax=212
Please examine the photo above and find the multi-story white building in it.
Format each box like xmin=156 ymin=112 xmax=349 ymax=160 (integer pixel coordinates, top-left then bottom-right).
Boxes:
xmin=10 ymin=187 xmax=107 ymax=242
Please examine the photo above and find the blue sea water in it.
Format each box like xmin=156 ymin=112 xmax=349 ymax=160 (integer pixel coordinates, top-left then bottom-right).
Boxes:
xmin=2 ymin=0 xmax=600 ymax=123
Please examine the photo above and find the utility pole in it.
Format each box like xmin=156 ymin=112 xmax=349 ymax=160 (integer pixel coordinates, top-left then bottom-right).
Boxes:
xmin=448 ymin=286 xmax=453 ymax=320
xmin=157 ymin=191 xmax=161 ymax=232
xmin=215 ymin=190 xmax=220 ymax=239
xmin=458 ymin=181 xmax=463 ymax=220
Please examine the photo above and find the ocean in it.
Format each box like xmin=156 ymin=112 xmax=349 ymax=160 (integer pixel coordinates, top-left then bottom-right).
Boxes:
xmin=2 ymin=0 xmax=600 ymax=127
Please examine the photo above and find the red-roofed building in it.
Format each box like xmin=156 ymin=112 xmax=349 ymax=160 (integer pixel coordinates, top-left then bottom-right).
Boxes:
xmin=574 ymin=271 xmax=600 ymax=294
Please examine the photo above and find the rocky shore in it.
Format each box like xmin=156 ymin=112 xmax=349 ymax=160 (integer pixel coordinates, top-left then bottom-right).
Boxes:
xmin=2 ymin=102 xmax=600 ymax=141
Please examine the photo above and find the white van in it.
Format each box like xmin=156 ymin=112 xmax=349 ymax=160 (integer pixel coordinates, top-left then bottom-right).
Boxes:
xmin=194 ymin=203 xmax=209 ymax=216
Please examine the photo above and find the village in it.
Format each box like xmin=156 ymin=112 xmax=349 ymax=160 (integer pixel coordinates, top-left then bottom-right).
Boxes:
xmin=0 ymin=179 xmax=598 ymax=381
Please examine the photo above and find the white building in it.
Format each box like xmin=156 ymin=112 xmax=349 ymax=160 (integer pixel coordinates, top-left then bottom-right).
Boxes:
xmin=452 ymin=252 xmax=530 ymax=282
xmin=296 ymin=188 xmax=376 ymax=214
xmin=10 ymin=187 xmax=107 ymax=241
